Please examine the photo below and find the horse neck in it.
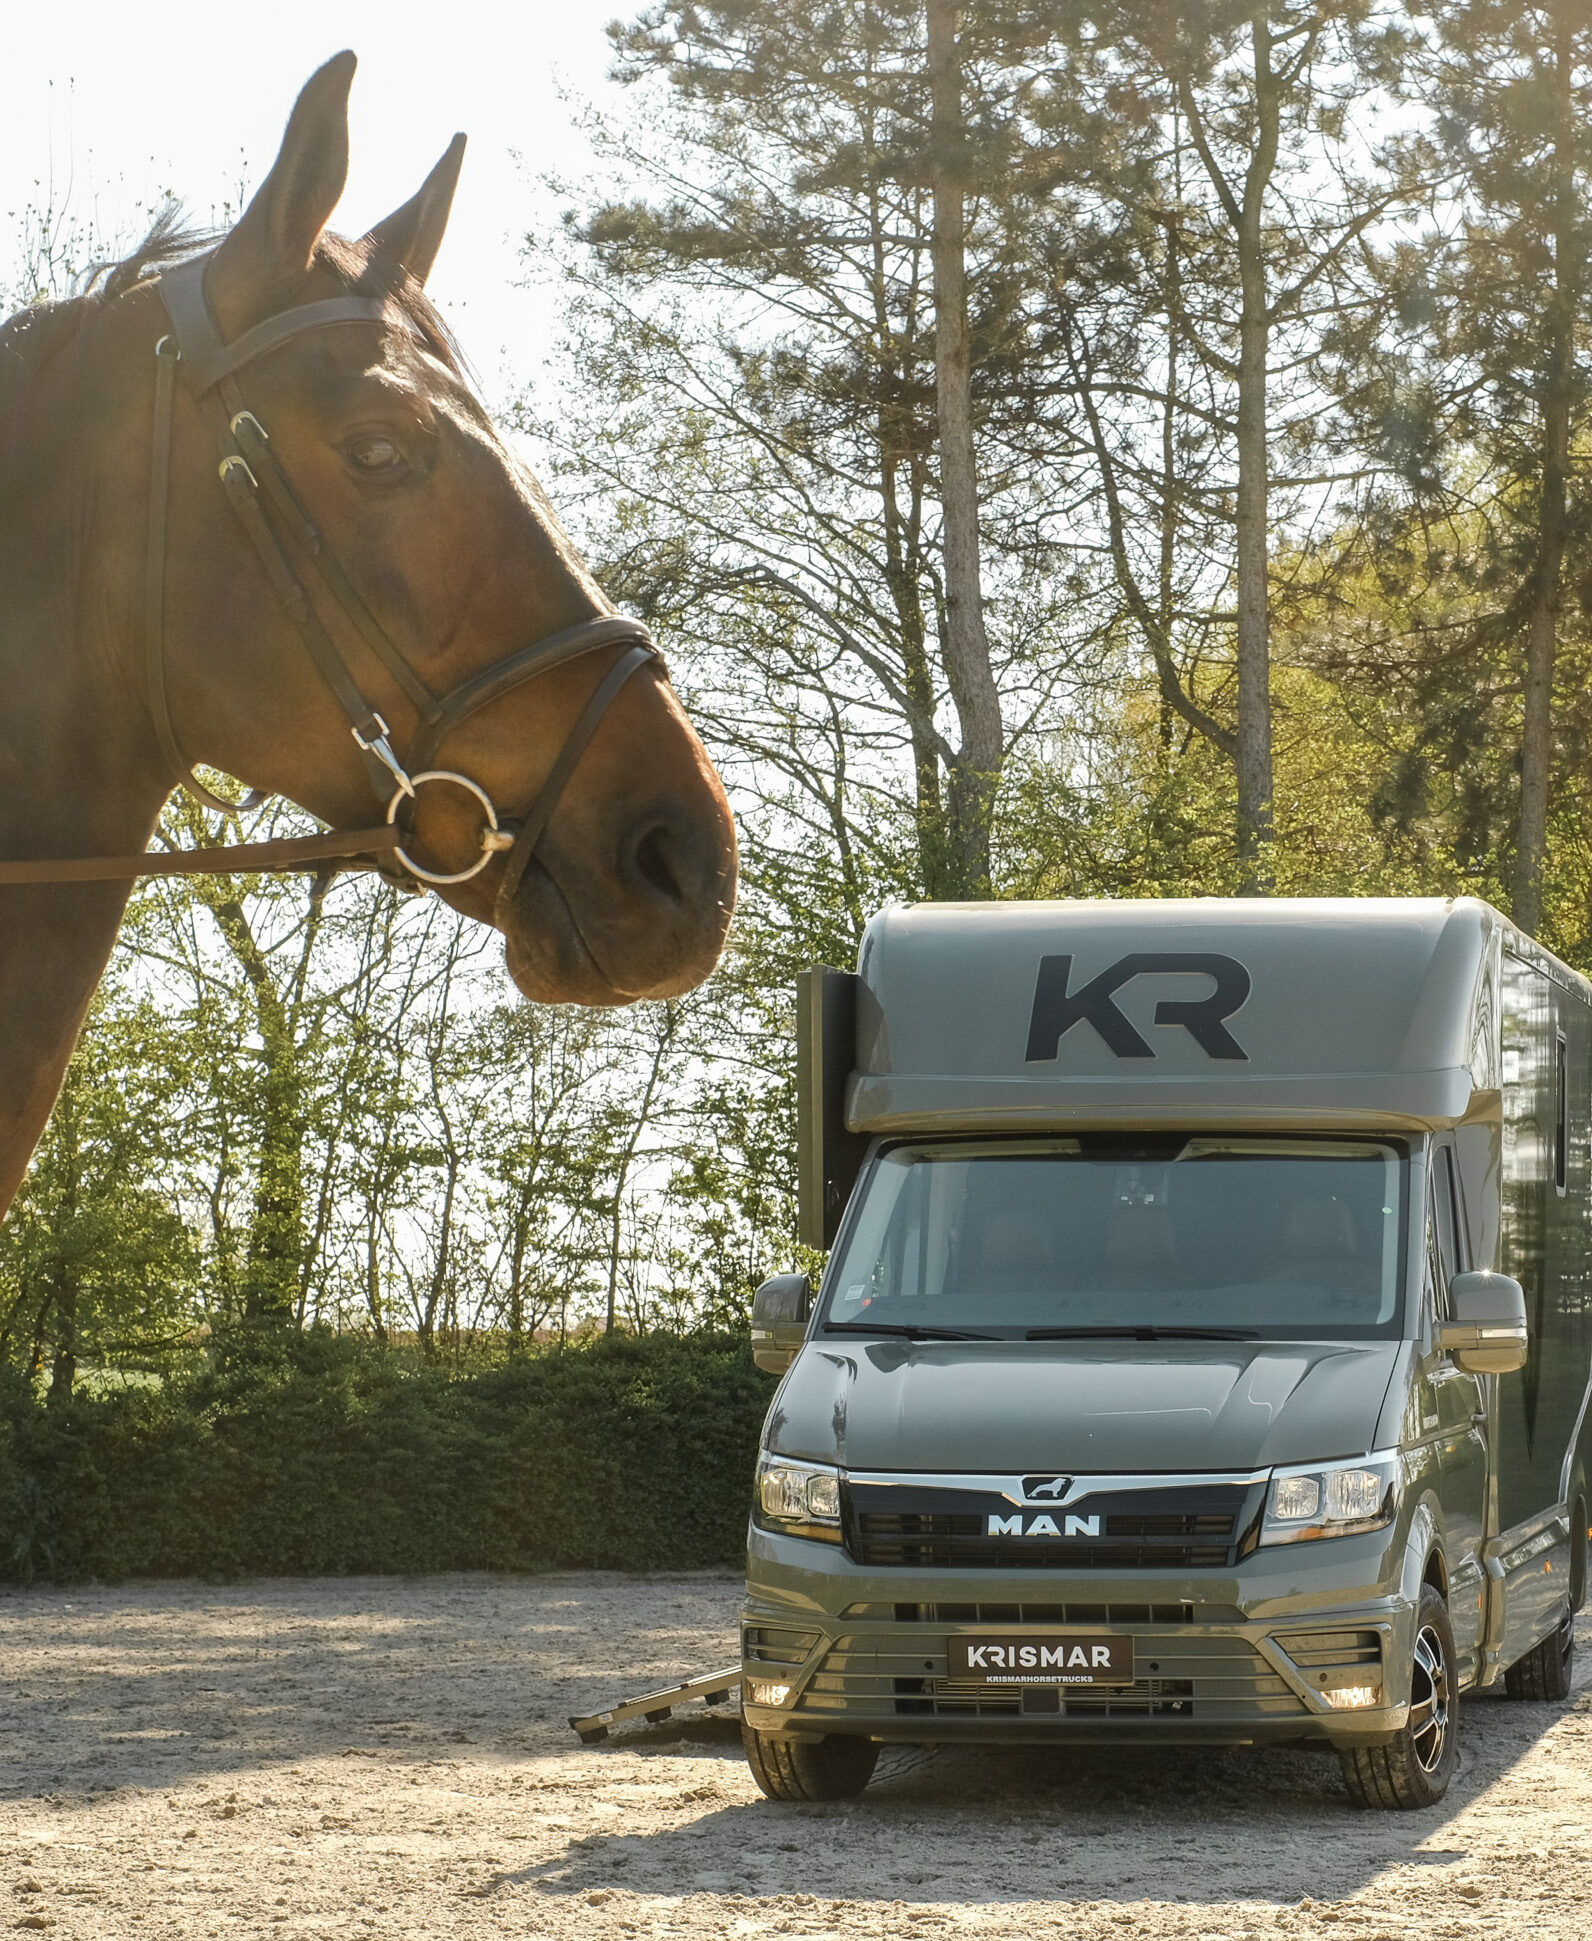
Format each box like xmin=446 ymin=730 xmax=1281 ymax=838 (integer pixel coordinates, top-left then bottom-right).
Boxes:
xmin=0 ymin=412 xmax=168 ymax=1219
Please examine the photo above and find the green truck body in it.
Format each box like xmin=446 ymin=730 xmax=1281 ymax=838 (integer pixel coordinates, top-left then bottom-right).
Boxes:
xmin=741 ymin=898 xmax=1592 ymax=1804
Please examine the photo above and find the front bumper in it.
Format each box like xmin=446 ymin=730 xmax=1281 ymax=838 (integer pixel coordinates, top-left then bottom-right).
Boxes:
xmin=742 ymin=1523 xmax=1415 ymax=1747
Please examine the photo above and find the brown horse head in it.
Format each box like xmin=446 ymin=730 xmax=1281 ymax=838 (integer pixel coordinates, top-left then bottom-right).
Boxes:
xmin=0 ymin=53 xmax=736 ymax=1220
xmin=107 ymin=52 xmax=735 ymax=1005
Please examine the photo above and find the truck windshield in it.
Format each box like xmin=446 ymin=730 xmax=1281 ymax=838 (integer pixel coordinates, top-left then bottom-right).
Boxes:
xmin=821 ymin=1137 xmax=1407 ymax=1340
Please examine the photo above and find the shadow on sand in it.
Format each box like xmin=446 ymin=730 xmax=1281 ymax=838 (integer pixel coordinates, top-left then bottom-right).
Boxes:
xmin=512 ymin=1623 xmax=1589 ymax=1912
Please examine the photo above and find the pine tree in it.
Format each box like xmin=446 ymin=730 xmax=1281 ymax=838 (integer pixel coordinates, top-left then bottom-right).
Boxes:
xmin=543 ymin=1 xmax=1081 ymax=902
xmin=1398 ymin=1 xmax=1592 ymax=935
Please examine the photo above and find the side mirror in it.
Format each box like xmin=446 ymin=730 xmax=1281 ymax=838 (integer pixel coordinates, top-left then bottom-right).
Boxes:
xmin=751 ymin=1273 xmax=813 ymax=1375
xmin=1437 ymin=1271 xmax=1529 ymax=1375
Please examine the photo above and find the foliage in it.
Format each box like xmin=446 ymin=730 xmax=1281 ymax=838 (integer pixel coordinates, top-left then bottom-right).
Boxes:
xmin=0 ymin=978 xmax=202 ymax=1399
xmin=0 ymin=1327 xmax=772 ymax=1582
xmin=9 ymin=1 xmax=1592 ymax=1473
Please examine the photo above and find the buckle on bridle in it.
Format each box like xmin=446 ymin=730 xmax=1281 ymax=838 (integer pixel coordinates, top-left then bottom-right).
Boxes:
xmin=353 ymin=715 xmax=415 ymax=798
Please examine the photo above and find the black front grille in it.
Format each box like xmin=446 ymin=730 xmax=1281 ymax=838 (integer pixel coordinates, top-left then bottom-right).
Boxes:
xmin=844 ymin=1486 xmax=1256 ymax=1572
xmin=1106 ymin=1514 xmax=1235 ymax=1539
xmin=890 ymin=1676 xmax=1196 ymax=1720
xmin=852 ymin=1536 xmax=1235 ymax=1569
xmin=861 ymin=1513 xmax=984 ymax=1539
xmin=855 ymin=1512 xmax=1235 ymax=1541
xmin=841 ymin=1600 xmax=1202 ymax=1625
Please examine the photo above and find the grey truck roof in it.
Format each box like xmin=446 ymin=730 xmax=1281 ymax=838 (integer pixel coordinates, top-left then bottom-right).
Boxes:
xmin=847 ymin=896 xmax=1585 ymax=1134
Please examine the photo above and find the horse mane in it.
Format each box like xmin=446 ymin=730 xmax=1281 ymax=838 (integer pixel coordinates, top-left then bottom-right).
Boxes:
xmin=0 ymin=206 xmax=208 ymax=432
xmin=0 ymin=205 xmax=462 ymax=465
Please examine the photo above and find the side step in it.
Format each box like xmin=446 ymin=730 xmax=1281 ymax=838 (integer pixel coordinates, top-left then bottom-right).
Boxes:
xmin=569 ymin=1666 xmax=741 ymax=1745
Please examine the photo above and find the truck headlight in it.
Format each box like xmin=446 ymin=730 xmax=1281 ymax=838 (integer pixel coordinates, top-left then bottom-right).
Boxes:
xmin=1259 ymin=1453 xmax=1398 ymax=1546
xmin=755 ymin=1454 xmax=843 ymax=1543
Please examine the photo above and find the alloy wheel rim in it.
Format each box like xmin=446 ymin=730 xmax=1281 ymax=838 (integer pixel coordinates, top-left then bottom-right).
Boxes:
xmin=1409 ymin=1622 xmax=1451 ymax=1774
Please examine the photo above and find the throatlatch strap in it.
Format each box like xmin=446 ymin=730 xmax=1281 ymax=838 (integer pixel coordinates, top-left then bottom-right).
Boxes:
xmin=145 ymin=335 xmax=239 ymax=817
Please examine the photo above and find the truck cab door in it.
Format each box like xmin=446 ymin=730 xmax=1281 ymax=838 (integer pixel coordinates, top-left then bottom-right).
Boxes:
xmin=1422 ymin=1139 xmax=1490 ymax=1677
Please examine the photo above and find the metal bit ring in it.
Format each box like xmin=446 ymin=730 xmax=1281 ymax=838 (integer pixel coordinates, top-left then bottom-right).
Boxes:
xmin=385 ymin=771 xmax=505 ymax=885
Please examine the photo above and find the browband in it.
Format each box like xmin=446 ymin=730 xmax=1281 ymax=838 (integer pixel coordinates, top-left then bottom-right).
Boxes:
xmin=159 ymin=254 xmax=413 ymax=396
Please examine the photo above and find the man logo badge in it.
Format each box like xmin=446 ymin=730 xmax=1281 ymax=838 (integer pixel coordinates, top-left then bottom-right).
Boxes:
xmin=988 ymin=1511 xmax=1103 ymax=1537
xmin=1022 ymin=1475 xmax=1073 ymax=1501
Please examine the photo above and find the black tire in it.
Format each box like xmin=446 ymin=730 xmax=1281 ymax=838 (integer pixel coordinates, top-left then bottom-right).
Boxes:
xmin=1504 ymin=1613 xmax=1574 ymax=1701
xmin=1503 ymin=1503 xmax=1583 ymax=1702
xmin=741 ymin=1723 xmax=879 ymax=1802
xmin=1339 ymin=1584 xmax=1458 ymax=1810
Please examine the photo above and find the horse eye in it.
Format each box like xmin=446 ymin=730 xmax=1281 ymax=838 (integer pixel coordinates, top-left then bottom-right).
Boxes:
xmin=345 ymin=435 xmax=406 ymax=474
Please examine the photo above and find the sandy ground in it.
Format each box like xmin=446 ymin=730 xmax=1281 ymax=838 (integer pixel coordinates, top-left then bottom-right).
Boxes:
xmin=0 ymin=1575 xmax=1588 ymax=1940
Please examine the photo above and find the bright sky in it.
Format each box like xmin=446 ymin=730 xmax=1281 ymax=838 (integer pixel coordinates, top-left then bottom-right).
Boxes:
xmin=1 ymin=0 xmax=636 ymax=411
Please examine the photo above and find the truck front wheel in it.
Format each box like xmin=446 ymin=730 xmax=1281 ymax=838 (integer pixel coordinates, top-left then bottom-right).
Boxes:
xmin=1338 ymin=1585 xmax=1458 ymax=1810
xmin=742 ymin=1723 xmax=879 ymax=1801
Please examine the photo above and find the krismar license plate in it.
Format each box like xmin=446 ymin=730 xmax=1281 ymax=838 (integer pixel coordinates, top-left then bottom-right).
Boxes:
xmin=948 ymin=1634 xmax=1134 ymax=1686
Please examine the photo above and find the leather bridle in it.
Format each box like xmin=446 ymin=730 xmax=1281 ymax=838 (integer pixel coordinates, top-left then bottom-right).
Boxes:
xmin=0 ymin=251 xmax=662 ymax=915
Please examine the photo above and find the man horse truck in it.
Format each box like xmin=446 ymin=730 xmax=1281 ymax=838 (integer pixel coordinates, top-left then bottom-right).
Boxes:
xmin=743 ymin=898 xmax=1591 ymax=1808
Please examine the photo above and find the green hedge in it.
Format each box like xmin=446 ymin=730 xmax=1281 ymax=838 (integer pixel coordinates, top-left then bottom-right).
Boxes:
xmin=0 ymin=1329 xmax=775 ymax=1582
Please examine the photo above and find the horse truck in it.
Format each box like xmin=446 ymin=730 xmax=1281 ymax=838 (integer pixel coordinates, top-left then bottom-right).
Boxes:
xmin=742 ymin=897 xmax=1592 ymax=1808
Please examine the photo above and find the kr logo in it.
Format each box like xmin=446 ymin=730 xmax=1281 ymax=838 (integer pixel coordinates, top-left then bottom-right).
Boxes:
xmin=1025 ymin=952 xmax=1251 ymax=1063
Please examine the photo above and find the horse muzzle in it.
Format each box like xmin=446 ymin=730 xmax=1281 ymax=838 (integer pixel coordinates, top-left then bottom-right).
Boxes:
xmin=499 ymin=792 xmax=737 ymax=1006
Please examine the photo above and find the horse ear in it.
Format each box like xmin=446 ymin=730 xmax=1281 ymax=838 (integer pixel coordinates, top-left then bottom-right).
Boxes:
xmin=361 ymin=134 xmax=466 ymax=287
xmin=209 ymin=51 xmax=356 ymax=322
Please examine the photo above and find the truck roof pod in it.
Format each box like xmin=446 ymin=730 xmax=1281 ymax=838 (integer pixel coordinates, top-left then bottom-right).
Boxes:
xmin=821 ymin=897 xmax=1584 ymax=1139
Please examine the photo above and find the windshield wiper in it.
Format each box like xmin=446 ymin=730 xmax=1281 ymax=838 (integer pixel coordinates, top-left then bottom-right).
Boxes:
xmin=1024 ymin=1325 xmax=1260 ymax=1341
xmin=823 ymin=1321 xmax=1000 ymax=1341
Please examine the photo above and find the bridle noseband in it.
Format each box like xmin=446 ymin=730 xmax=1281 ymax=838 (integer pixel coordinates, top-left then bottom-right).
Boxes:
xmin=0 ymin=251 xmax=662 ymax=911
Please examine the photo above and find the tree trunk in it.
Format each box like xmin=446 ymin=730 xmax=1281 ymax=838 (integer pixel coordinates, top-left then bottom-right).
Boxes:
xmin=1233 ymin=14 xmax=1279 ymax=890
xmin=1157 ymin=169 xmax=1183 ymax=766
xmin=864 ymin=161 xmax=948 ymax=895
xmin=248 ymin=1040 xmax=307 ymax=1320
xmin=1512 ymin=16 xmax=1576 ymax=937
xmin=211 ymin=896 xmax=306 ymax=1321
xmin=46 ymin=1071 xmax=83 ymax=1406
xmin=419 ymin=1150 xmax=460 ymax=1361
xmin=47 ymin=1274 xmax=78 ymax=1406
xmin=605 ymin=1008 xmax=674 ymax=1334
xmin=365 ymin=1224 xmax=387 ymax=1342
xmin=927 ymin=0 xmax=1003 ymax=896
xmin=507 ymin=1211 xmax=528 ymax=1348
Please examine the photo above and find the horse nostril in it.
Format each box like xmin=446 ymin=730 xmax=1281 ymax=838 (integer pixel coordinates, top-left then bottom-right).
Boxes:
xmin=630 ymin=822 xmax=685 ymax=905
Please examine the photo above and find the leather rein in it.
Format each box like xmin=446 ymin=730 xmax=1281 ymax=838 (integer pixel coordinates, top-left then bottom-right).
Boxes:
xmin=0 ymin=251 xmax=661 ymax=917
